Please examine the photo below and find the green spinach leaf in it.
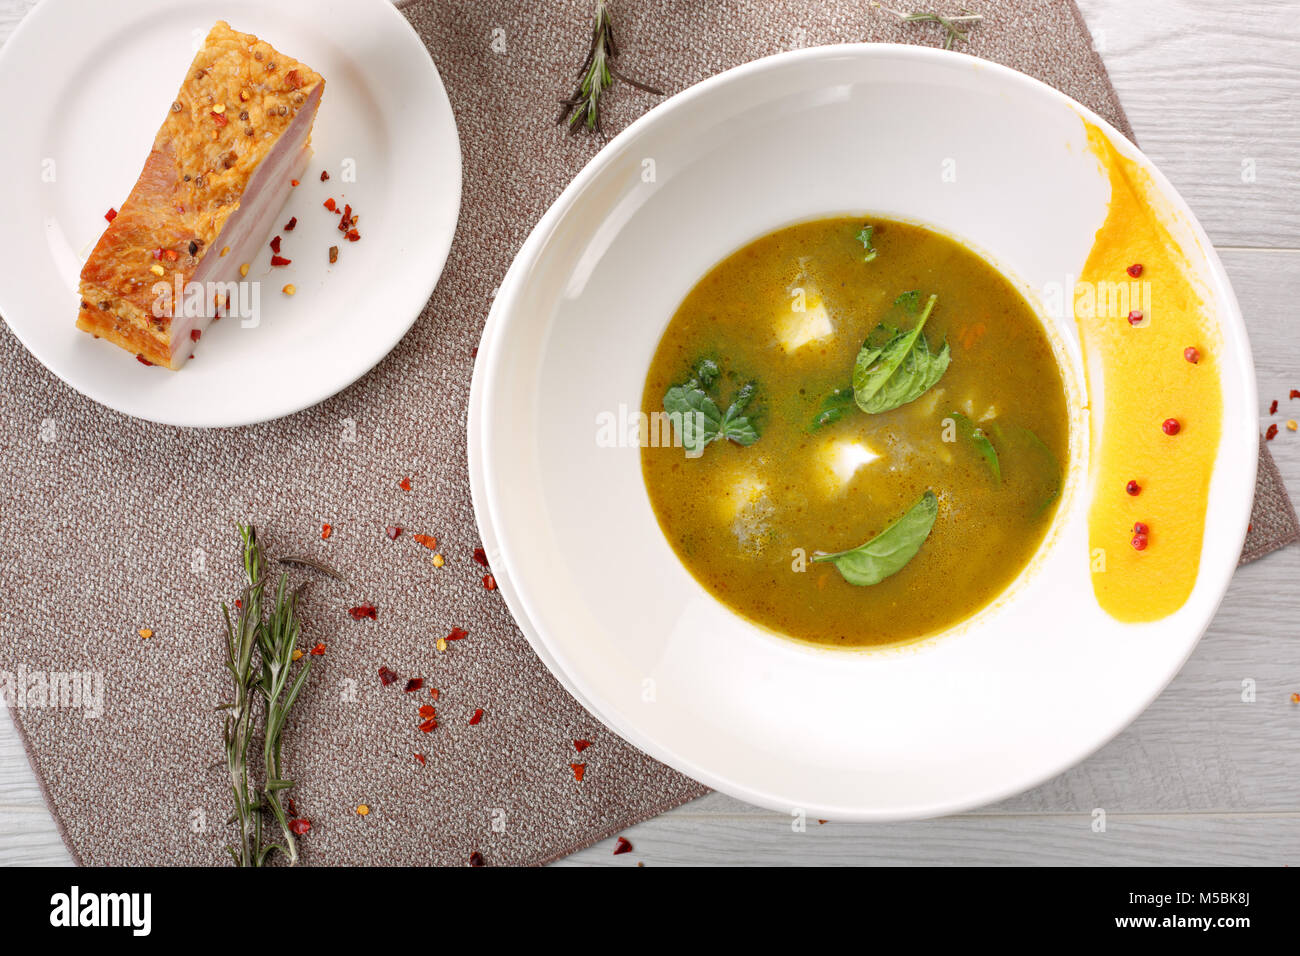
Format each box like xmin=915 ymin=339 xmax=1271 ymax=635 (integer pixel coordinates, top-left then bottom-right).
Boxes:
xmin=853 ymin=293 xmax=950 ymax=414
xmin=811 ymin=491 xmax=938 ymax=586
xmin=809 ymin=385 xmax=856 ymax=431
xmin=992 ymin=422 xmax=1061 ymax=516
xmin=949 ymin=411 xmax=1001 ymax=483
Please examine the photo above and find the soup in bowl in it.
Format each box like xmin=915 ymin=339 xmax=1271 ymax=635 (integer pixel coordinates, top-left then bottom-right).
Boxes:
xmin=469 ymin=45 xmax=1255 ymax=818
xmin=642 ymin=217 xmax=1070 ymax=647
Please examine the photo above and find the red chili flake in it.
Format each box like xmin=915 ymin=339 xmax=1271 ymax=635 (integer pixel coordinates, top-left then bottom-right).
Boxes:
xmin=136 ymin=355 xmax=153 ymax=366
xmin=446 ymin=627 xmax=468 ymax=642
xmin=105 ymin=208 xmax=118 ymax=223
xmin=419 ymin=704 xmax=436 ymax=719
xmin=574 ymin=739 xmax=592 ymax=752
xmin=270 ymin=236 xmax=282 ymax=253
xmin=1184 ymin=346 xmax=1200 ymax=364
xmin=419 ymin=718 xmax=438 ymax=733
xmin=346 ymin=229 xmax=361 ymax=242
xmin=349 ymin=604 xmax=378 ymax=620
xmin=378 ymin=666 xmax=399 ymax=686
xmin=399 ymin=476 xmax=411 ymax=491
xmin=1266 ymin=423 xmax=1279 ymax=441
xmin=328 ymin=246 xmax=339 ymax=264
xmin=162 ymin=248 xmax=180 ymax=262
xmin=321 ymin=523 xmax=332 ymax=540
xmin=412 ymin=533 xmax=438 ymax=550
xmin=1125 ymin=480 xmax=1141 ymax=496
xmin=429 ymin=688 xmax=439 ymax=701
xmin=310 ymin=642 xmax=326 ymax=656
xmin=1126 ymin=263 xmax=1143 ymax=278
xmin=190 ymin=329 xmax=201 ymax=342
xmin=469 ymin=708 xmax=484 ymax=725
xmin=235 ymin=598 xmax=242 ymax=610
xmin=287 ymin=798 xmax=298 ymax=816
xmin=339 ymin=204 xmax=353 ymax=229
xmin=211 ymin=111 xmax=227 ymax=126
xmin=404 ymin=678 xmax=424 ymax=693
xmin=290 ymin=179 xmax=300 ymax=187
xmin=469 ymin=852 xmax=485 ymax=867
xmin=1291 ymin=390 xmax=1300 ymax=400
xmin=324 ymin=198 xmax=337 ymax=212
xmin=1161 ymin=418 xmax=1181 ymax=436
xmin=483 ymin=574 xmax=498 ymax=591
xmin=386 ymin=525 xmax=403 ymax=540
xmin=288 ymin=818 xmax=311 ymax=835
xmin=320 ymin=170 xmax=330 ymax=182
xmin=270 ymin=255 xmax=292 ymax=267
xmin=414 ymin=753 xmax=426 ymax=766
xmin=284 ymin=216 xmax=297 ymax=231
xmin=613 ymin=837 xmax=633 ymax=855
xmin=1292 ymin=693 xmax=1300 ymax=704
xmin=473 ymin=547 xmax=490 ymax=567
xmin=1269 ymin=399 xmax=1279 ymax=415
xmin=570 ymin=763 xmax=586 ymax=782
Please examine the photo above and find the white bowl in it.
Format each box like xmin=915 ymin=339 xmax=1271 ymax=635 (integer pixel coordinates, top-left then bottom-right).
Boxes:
xmin=469 ymin=45 xmax=1256 ymax=819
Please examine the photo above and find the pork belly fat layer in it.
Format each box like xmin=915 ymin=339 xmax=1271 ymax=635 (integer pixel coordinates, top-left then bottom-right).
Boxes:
xmin=171 ymin=86 xmax=322 ymax=361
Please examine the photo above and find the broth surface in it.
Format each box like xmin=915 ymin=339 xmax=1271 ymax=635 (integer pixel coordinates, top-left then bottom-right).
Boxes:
xmin=641 ymin=217 xmax=1070 ymax=648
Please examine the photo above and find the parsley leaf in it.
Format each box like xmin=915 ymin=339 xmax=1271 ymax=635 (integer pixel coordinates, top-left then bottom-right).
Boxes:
xmin=855 ymin=224 xmax=878 ymax=263
xmin=662 ymin=363 xmax=760 ymax=456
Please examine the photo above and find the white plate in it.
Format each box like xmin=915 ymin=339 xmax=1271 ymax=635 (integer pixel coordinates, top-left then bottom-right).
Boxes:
xmin=469 ymin=45 xmax=1257 ymax=820
xmin=0 ymin=0 xmax=460 ymax=427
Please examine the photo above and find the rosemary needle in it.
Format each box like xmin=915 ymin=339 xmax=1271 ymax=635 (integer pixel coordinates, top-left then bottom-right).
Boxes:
xmin=558 ymin=0 xmax=663 ymax=133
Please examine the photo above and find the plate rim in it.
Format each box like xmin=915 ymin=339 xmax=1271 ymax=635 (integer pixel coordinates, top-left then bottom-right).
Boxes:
xmin=0 ymin=0 xmax=463 ymax=428
xmin=470 ymin=42 xmax=1257 ymax=819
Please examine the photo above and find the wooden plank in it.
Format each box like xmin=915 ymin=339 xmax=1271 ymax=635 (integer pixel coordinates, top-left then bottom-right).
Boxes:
xmin=1076 ymin=0 xmax=1300 ymax=248
xmin=561 ymin=812 xmax=1300 ymax=865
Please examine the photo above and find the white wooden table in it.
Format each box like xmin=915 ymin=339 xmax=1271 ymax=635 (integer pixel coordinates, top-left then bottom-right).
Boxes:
xmin=3 ymin=0 xmax=1298 ymax=866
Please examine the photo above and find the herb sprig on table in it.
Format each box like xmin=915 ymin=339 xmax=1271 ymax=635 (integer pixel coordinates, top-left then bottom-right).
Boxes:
xmin=558 ymin=0 xmax=664 ymax=133
xmin=220 ymin=525 xmax=317 ymax=867
xmin=877 ymin=6 xmax=984 ymax=50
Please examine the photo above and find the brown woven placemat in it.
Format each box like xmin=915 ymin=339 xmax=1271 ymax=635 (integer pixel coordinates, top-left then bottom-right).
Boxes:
xmin=0 ymin=0 xmax=1293 ymax=867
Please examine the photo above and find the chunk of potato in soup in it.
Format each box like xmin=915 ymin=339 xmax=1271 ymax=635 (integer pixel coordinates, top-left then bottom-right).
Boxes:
xmin=641 ymin=217 xmax=1070 ymax=648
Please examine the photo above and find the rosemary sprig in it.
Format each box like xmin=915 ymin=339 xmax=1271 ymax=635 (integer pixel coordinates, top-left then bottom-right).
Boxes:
xmin=558 ymin=0 xmax=663 ymax=133
xmin=219 ymin=525 xmax=314 ymax=867
xmin=880 ymin=6 xmax=983 ymax=49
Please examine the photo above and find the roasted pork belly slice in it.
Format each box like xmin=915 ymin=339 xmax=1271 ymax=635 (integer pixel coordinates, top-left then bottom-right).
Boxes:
xmin=76 ymin=20 xmax=324 ymax=369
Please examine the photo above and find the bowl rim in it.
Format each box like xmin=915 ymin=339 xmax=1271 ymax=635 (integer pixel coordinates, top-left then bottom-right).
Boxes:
xmin=469 ymin=42 xmax=1258 ymax=819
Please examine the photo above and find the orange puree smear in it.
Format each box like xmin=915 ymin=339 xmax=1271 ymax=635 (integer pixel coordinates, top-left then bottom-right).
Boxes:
xmin=1078 ymin=121 xmax=1223 ymax=622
